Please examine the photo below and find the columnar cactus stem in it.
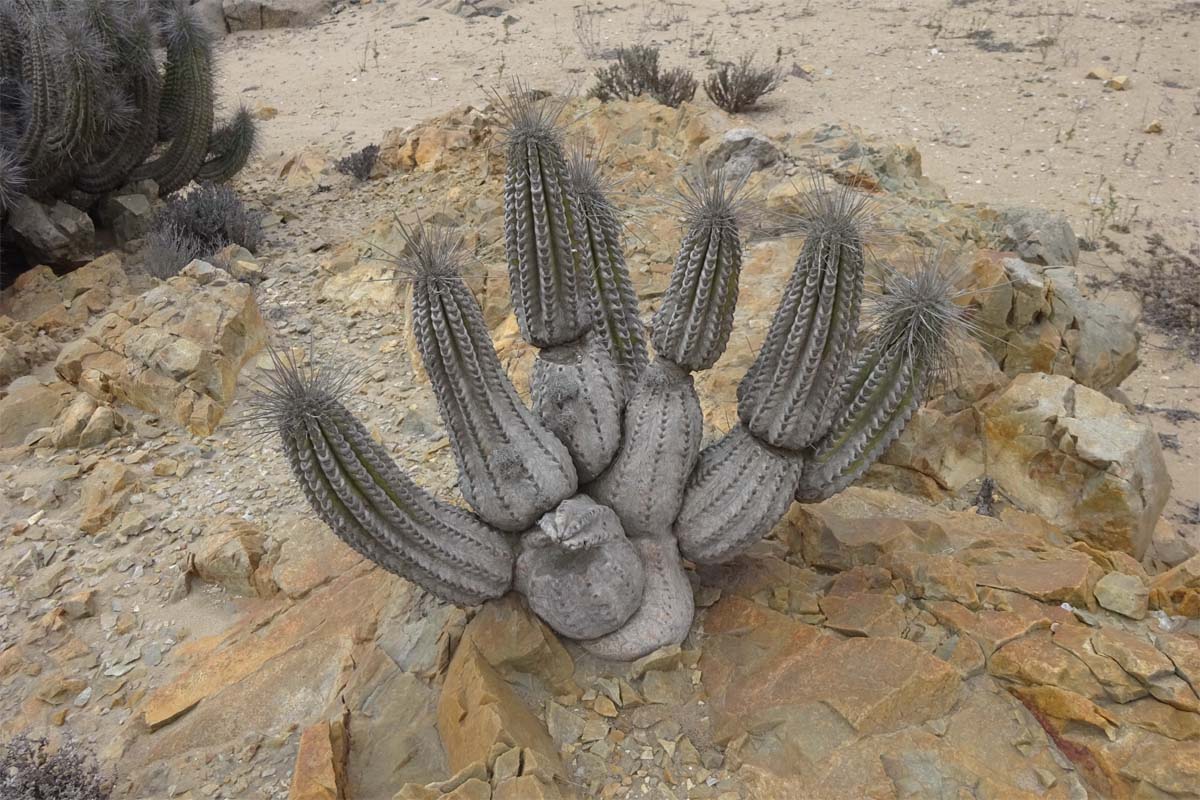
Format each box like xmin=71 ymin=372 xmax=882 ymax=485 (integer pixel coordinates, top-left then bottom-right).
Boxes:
xmin=531 ymin=338 xmax=623 ymax=483
xmin=566 ymin=140 xmax=648 ymax=393
xmin=797 ymin=256 xmax=974 ymax=502
xmin=588 ymin=358 xmax=702 ymax=537
xmin=195 ymin=106 xmax=258 ymax=183
xmin=650 ymin=169 xmax=748 ymax=373
xmin=579 ymin=533 xmax=694 ymax=660
xmin=674 ymin=424 xmax=805 ymax=565
xmin=248 ymin=350 xmax=514 ymax=606
xmin=401 ymin=221 xmax=577 ymax=531
xmin=515 ymin=494 xmax=645 ymax=640
xmin=737 ymin=179 xmax=872 ymax=449
xmin=132 ymin=0 xmax=214 ymax=194
xmin=498 ymin=83 xmax=590 ymax=348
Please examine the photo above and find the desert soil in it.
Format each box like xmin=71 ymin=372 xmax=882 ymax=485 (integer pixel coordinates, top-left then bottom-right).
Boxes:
xmin=217 ymin=0 xmax=1199 ymax=533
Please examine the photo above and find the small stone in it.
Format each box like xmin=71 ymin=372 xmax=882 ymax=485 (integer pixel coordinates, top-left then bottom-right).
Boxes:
xmin=593 ymin=696 xmax=618 ymax=718
xmin=1105 ymin=75 xmax=1131 ymax=90
xmin=1094 ymin=572 xmax=1149 ymax=619
xmin=1144 ymin=119 xmax=1163 ymax=134
xmin=1086 ymin=66 xmax=1113 ymax=81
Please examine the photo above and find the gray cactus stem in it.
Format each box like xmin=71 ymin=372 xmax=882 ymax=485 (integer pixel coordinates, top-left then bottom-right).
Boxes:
xmin=674 ymin=423 xmax=806 ymax=565
xmin=795 ymin=337 xmax=926 ymax=503
xmin=736 ymin=207 xmax=866 ymax=450
xmin=579 ymin=533 xmax=694 ymax=661
xmin=250 ymin=353 xmax=514 ymax=607
xmin=567 ymin=139 xmax=648 ymax=393
xmin=515 ymin=494 xmax=645 ymax=640
xmin=403 ymin=223 xmax=577 ymax=532
xmin=587 ymin=357 xmax=702 ymax=537
xmin=531 ymin=336 xmax=624 ymax=483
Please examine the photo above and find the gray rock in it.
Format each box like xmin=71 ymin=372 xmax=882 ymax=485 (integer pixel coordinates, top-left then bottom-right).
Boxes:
xmin=7 ymin=196 xmax=96 ymax=266
xmin=99 ymin=194 xmax=154 ymax=246
xmin=222 ymin=0 xmax=333 ymax=31
xmin=704 ymin=128 xmax=781 ymax=179
xmin=1093 ymin=572 xmax=1149 ymax=619
xmin=998 ymin=206 xmax=1079 ymax=266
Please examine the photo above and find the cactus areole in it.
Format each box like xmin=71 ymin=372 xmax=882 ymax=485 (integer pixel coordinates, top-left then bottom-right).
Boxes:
xmin=251 ymin=86 xmax=971 ymax=661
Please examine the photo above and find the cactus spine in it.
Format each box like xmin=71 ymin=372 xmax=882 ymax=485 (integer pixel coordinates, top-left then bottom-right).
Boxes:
xmin=249 ymin=350 xmax=514 ymax=606
xmin=401 ymin=220 xmax=577 ymax=532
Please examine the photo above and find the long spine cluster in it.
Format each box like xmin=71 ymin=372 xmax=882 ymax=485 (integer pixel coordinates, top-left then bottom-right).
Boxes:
xmin=251 ymin=353 xmax=513 ymax=607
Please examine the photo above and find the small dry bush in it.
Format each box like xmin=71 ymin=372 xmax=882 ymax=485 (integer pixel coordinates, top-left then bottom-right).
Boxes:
xmin=589 ymin=45 xmax=697 ymax=108
xmin=0 ymin=735 xmax=111 ymax=800
xmin=335 ymin=144 xmax=379 ymax=182
xmin=704 ymin=54 xmax=781 ymax=113
xmin=1116 ymin=233 xmax=1200 ymax=357
xmin=145 ymin=183 xmax=262 ymax=279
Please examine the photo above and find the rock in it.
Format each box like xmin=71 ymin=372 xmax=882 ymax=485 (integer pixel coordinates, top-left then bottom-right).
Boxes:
xmin=1105 ymin=75 xmax=1131 ymax=90
xmin=274 ymin=148 xmax=331 ymax=188
xmin=60 ymin=589 xmax=97 ymax=619
xmin=222 ymin=0 xmax=332 ymax=31
xmin=0 ymin=379 xmax=72 ymax=447
xmin=288 ymin=717 xmax=349 ymax=800
xmin=50 ymin=393 xmax=99 ymax=448
xmin=1086 ymin=66 xmax=1113 ymax=81
xmin=98 ymin=193 xmax=153 ymax=246
xmin=1150 ymin=554 xmax=1200 ymax=618
xmin=982 ymin=373 xmax=1171 ymax=558
xmin=819 ymin=592 xmax=907 ymax=638
xmin=1093 ymin=572 xmax=1149 ymax=619
xmin=78 ymin=459 xmax=140 ymax=533
xmin=1152 ymin=518 xmax=1198 ymax=568
xmin=191 ymin=516 xmax=278 ymax=598
xmin=54 ymin=267 xmax=266 ymax=435
xmin=7 ymin=196 xmax=96 ymax=266
xmin=996 ymin=207 xmax=1079 ymax=266
xmin=20 ymin=562 xmax=70 ymax=600
xmin=1144 ymin=119 xmax=1163 ymax=134
xmin=973 ymin=553 xmax=1101 ymax=608
xmin=436 ymin=639 xmax=560 ymax=776
xmin=78 ymin=405 xmax=123 ymax=448
xmin=456 ymin=595 xmax=577 ymax=696
xmin=701 ymin=128 xmax=781 ymax=179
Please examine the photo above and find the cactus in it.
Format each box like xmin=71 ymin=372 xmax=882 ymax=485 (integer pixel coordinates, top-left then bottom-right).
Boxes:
xmin=797 ymin=255 xmax=973 ymax=502
xmin=400 ymin=219 xmax=577 ymax=531
xmin=0 ymin=0 xmax=252 ymax=241
xmin=515 ymin=494 xmax=645 ymax=639
xmin=247 ymin=86 xmax=972 ymax=662
xmin=247 ymin=348 xmax=514 ymax=606
xmin=565 ymin=139 xmax=648 ymax=393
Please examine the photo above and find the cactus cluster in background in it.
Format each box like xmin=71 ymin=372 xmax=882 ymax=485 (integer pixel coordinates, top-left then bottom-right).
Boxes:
xmin=251 ymin=83 xmax=973 ymax=661
xmin=0 ymin=0 xmax=255 ymax=214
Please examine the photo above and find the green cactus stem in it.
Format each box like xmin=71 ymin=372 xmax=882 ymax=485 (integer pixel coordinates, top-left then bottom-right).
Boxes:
xmin=565 ymin=139 xmax=648 ymax=393
xmin=674 ymin=423 xmax=805 ymax=565
xmin=246 ymin=348 xmax=514 ymax=606
xmin=797 ymin=255 xmax=974 ymax=503
xmin=498 ymin=82 xmax=590 ymax=349
xmin=737 ymin=177 xmax=873 ymax=450
xmin=132 ymin=0 xmax=214 ymax=195
xmin=400 ymin=220 xmax=578 ymax=531
xmin=650 ymin=169 xmax=749 ymax=373
xmin=196 ymin=106 xmax=257 ymax=183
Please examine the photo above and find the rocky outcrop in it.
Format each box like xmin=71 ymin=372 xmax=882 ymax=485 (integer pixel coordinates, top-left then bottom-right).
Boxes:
xmin=6 ymin=196 xmax=96 ymax=266
xmin=222 ymin=0 xmax=333 ymax=31
xmin=53 ymin=262 xmax=266 ymax=435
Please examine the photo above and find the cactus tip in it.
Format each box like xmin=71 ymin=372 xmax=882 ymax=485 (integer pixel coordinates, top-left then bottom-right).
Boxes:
xmin=784 ymin=169 xmax=883 ymax=242
xmin=156 ymin=0 xmax=214 ymax=52
xmin=565 ymin=136 xmax=615 ymax=206
xmin=868 ymin=248 xmax=979 ymax=381
xmin=491 ymin=78 xmax=569 ymax=149
xmin=388 ymin=216 xmax=468 ymax=286
xmin=241 ymin=345 xmax=364 ymax=441
xmin=674 ymin=167 xmax=754 ymax=235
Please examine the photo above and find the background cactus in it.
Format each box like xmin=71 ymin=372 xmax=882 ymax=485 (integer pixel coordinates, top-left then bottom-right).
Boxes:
xmin=0 ymin=0 xmax=255 ymax=245
xmin=250 ymin=85 xmax=971 ymax=661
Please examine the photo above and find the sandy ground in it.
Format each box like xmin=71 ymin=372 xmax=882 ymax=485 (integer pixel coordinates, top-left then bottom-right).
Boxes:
xmin=214 ymin=0 xmax=1200 ymax=542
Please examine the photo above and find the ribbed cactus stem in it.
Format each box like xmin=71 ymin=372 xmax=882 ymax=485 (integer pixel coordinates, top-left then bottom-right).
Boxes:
xmin=674 ymin=423 xmax=805 ymax=565
xmin=796 ymin=256 xmax=973 ymax=503
xmin=250 ymin=351 xmax=514 ymax=606
xmin=516 ymin=494 xmax=645 ymax=640
xmin=588 ymin=358 xmax=702 ymax=537
xmin=579 ymin=533 xmax=694 ymax=660
xmin=133 ymin=0 xmax=213 ymax=194
xmin=566 ymin=140 xmax=648 ymax=393
xmin=531 ymin=338 xmax=624 ymax=483
xmin=651 ymin=169 xmax=748 ymax=373
xmin=401 ymin=222 xmax=577 ymax=531
xmin=737 ymin=180 xmax=871 ymax=449
xmin=196 ymin=106 xmax=257 ymax=182
xmin=498 ymin=84 xmax=590 ymax=348
xmin=10 ymin=4 xmax=53 ymax=168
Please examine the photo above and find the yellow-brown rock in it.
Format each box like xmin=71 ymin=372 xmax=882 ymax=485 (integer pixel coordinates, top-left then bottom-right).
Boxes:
xmin=289 ymin=717 xmax=349 ymax=800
